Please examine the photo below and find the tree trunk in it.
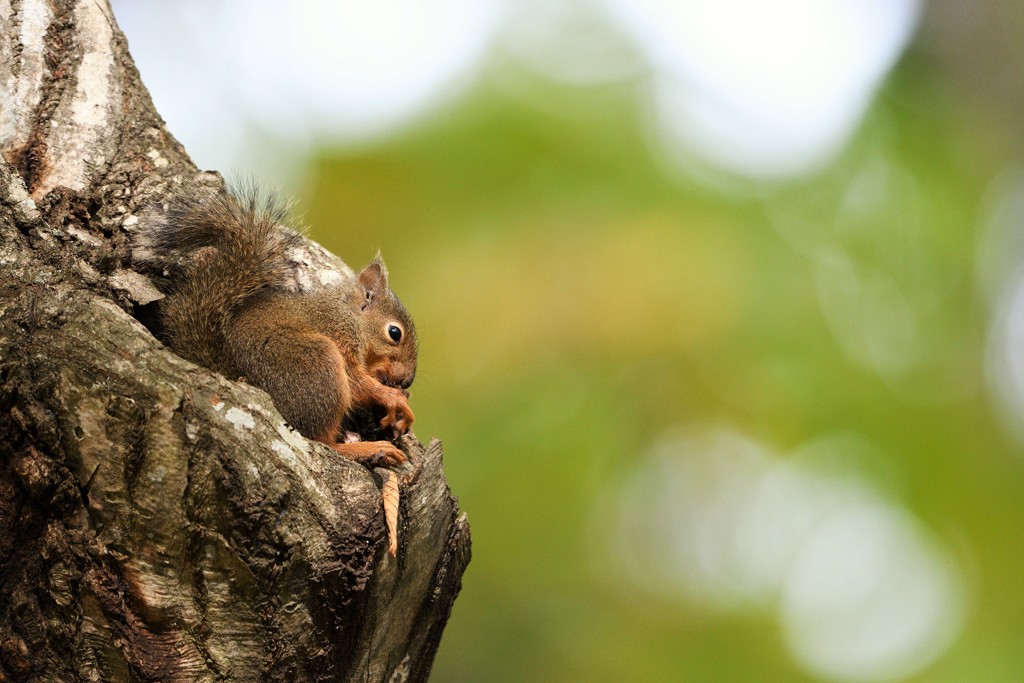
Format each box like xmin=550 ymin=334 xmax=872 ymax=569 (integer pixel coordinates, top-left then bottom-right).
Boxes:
xmin=0 ymin=2 xmax=471 ymax=681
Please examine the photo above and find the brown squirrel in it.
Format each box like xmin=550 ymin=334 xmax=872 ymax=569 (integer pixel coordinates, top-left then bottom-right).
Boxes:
xmin=136 ymin=189 xmax=417 ymax=465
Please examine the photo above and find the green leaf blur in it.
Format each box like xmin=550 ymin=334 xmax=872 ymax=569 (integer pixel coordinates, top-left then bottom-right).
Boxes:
xmin=296 ymin=16 xmax=1024 ymax=682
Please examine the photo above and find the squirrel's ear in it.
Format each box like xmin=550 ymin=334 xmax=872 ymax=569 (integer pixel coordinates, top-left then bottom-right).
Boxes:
xmin=357 ymin=257 xmax=389 ymax=309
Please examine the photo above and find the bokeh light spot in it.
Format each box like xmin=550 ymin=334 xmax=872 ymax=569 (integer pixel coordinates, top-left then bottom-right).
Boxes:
xmin=606 ymin=427 xmax=966 ymax=681
xmin=605 ymin=0 xmax=921 ymax=177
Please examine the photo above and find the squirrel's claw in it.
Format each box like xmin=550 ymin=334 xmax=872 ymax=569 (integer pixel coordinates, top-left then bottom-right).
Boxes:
xmin=376 ymin=443 xmax=407 ymax=466
xmin=329 ymin=440 xmax=407 ymax=466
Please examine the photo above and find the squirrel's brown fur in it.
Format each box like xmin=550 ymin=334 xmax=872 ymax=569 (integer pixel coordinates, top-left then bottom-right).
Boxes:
xmin=136 ymin=189 xmax=417 ymax=465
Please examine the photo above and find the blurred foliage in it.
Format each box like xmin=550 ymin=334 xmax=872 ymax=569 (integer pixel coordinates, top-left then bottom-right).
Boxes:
xmin=295 ymin=14 xmax=1024 ymax=681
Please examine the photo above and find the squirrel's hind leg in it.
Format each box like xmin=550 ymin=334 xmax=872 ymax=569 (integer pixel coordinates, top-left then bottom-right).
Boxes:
xmin=227 ymin=320 xmax=350 ymax=442
xmin=328 ymin=440 xmax=407 ymax=466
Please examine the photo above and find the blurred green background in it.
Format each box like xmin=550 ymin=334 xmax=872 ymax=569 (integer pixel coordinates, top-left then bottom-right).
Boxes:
xmin=116 ymin=1 xmax=1024 ymax=680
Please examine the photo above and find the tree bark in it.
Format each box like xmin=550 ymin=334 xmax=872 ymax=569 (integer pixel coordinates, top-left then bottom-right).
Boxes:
xmin=0 ymin=2 xmax=471 ymax=681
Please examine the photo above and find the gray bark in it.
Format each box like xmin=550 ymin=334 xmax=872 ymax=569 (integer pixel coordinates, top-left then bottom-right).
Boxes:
xmin=0 ymin=1 xmax=471 ymax=681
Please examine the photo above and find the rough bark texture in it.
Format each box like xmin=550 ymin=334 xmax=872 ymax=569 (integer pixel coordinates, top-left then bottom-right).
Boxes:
xmin=0 ymin=1 xmax=471 ymax=681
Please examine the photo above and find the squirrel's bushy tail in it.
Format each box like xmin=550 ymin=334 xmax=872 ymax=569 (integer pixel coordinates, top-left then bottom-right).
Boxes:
xmin=137 ymin=189 xmax=302 ymax=374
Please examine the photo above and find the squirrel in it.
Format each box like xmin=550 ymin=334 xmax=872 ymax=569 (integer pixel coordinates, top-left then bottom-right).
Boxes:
xmin=135 ymin=188 xmax=417 ymax=466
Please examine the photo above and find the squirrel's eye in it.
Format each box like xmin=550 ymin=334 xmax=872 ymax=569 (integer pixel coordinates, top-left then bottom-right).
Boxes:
xmin=387 ymin=324 xmax=402 ymax=343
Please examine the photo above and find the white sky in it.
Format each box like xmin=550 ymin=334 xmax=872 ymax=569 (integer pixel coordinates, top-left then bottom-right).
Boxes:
xmin=112 ymin=0 xmax=919 ymax=179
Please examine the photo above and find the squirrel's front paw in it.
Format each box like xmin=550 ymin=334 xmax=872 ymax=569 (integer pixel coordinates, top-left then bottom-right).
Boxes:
xmin=377 ymin=388 xmax=415 ymax=435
